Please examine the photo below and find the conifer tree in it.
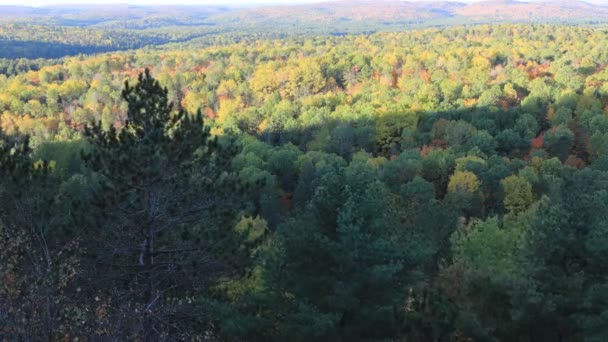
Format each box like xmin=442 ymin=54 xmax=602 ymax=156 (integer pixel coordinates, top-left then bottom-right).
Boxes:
xmin=259 ymin=160 xmax=423 ymax=340
xmin=80 ymin=69 xmax=242 ymax=339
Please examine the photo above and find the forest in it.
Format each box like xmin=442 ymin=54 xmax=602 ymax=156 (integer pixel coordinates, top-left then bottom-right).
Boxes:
xmin=2 ymin=0 xmax=608 ymax=59
xmin=1 ymin=2 xmax=608 ymax=340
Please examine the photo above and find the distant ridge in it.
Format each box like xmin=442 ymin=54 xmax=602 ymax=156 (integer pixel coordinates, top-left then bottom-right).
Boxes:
xmin=457 ymin=0 xmax=608 ymax=20
xmin=0 ymin=4 xmax=230 ymax=20
xmin=212 ymin=0 xmax=608 ymax=24
xmin=1 ymin=1 xmax=608 ymax=24
xmin=211 ymin=1 xmax=466 ymax=23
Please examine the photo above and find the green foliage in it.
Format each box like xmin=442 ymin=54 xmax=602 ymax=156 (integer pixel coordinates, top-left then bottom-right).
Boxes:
xmin=453 ymin=217 xmax=520 ymax=276
xmin=258 ymin=161 xmax=420 ymax=340
xmin=77 ymin=70 xmax=244 ymax=338
xmin=516 ymin=170 xmax=608 ymax=340
xmin=501 ymin=174 xmax=534 ymax=214
xmin=0 ymin=136 xmax=83 ymax=339
xmin=2 ymin=20 xmax=608 ymax=341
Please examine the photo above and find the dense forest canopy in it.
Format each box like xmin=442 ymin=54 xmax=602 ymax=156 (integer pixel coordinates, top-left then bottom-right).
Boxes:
xmin=1 ymin=1 xmax=608 ymax=340
xmin=2 ymin=0 xmax=608 ymax=59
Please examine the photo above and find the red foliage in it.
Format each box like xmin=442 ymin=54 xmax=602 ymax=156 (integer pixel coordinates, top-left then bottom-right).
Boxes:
xmin=205 ymin=107 xmax=216 ymax=119
xmin=531 ymin=133 xmax=544 ymax=149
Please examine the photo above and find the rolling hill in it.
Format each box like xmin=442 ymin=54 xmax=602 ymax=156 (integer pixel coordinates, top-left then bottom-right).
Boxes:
xmin=1 ymin=0 xmax=607 ymax=59
xmin=210 ymin=1 xmax=464 ymax=24
xmin=212 ymin=0 xmax=608 ymax=24
xmin=456 ymin=0 xmax=608 ymax=21
xmin=3 ymin=1 xmax=608 ymax=26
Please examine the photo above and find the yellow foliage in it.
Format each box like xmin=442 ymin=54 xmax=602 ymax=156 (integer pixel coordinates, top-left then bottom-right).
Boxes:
xmin=217 ymin=97 xmax=243 ymax=125
xmin=448 ymin=171 xmax=481 ymax=194
xmin=250 ymin=62 xmax=278 ymax=97
xmin=464 ymin=98 xmax=478 ymax=107
xmin=217 ymin=79 xmax=238 ymax=98
xmin=472 ymin=55 xmax=491 ymax=69
xmin=33 ymin=159 xmax=56 ymax=170
xmin=257 ymin=118 xmax=269 ymax=132
xmin=235 ymin=216 xmax=268 ymax=243
xmin=503 ymin=82 xmax=518 ymax=101
xmin=182 ymin=91 xmax=206 ymax=114
xmin=1 ymin=112 xmax=17 ymax=136
xmin=210 ymin=126 xmax=224 ymax=136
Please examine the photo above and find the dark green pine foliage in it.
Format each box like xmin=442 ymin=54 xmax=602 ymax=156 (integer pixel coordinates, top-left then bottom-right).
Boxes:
xmin=80 ymin=69 xmax=243 ymax=339
xmin=0 ymin=135 xmax=81 ymax=340
xmin=262 ymin=159 xmax=423 ymax=341
xmin=516 ymin=169 xmax=608 ymax=341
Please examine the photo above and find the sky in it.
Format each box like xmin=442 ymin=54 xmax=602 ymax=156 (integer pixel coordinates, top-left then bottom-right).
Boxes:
xmin=2 ymin=0 xmax=325 ymax=5
xmin=1 ymin=0 xmax=607 ymax=7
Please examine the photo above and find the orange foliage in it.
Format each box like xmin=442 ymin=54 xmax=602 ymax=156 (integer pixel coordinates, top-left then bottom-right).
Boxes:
xmin=205 ymin=107 xmax=216 ymax=119
xmin=538 ymin=62 xmax=551 ymax=74
xmin=419 ymin=69 xmax=431 ymax=83
xmin=523 ymin=61 xmax=552 ymax=80
xmin=463 ymin=98 xmax=478 ymax=107
xmin=180 ymin=96 xmax=188 ymax=109
xmin=420 ymin=145 xmax=435 ymax=157
xmin=531 ymin=132 xmax=544 ymax=150
xmin=499 ymin=99 xmax=510 ymax=110
xmin=346 ymin=83 xmax=362 ymax=95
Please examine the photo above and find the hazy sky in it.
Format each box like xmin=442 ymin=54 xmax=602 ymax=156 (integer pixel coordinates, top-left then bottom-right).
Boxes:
xmin=3 ymin=0 xmax=323 ymax=5
xmin=1 ymin=0 xmax=607 ymax=7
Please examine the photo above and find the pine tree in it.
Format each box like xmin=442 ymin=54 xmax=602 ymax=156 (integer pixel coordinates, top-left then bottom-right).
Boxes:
xmin=80 ymin=69 xmax=243 ymax=339
xmin=260 ymin=160 xmax=422 ymax=340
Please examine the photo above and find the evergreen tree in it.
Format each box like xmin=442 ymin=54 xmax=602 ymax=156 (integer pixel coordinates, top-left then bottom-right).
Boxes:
xmin=0 ymin=135 xmax=81 ymax=340
xmin=516 ymin=169 xmax=608 ymax=341
xmin=79 ymin=70 xmax=243 ymax=339
xmin=260 ymin=160 xmax=424 ymax=340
